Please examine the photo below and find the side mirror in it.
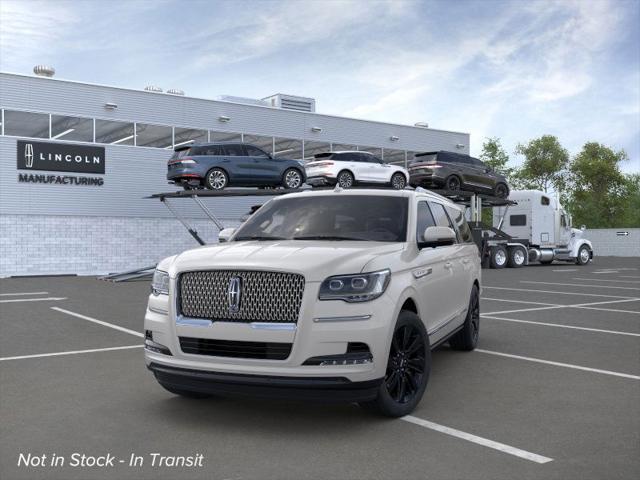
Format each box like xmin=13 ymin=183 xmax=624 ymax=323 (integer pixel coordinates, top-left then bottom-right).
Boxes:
xmin=581 ymin=225 xmax=586 ymax=231
xmin=218 ymin=227 xmax=236 ymax=243
xmin=419 ymin=226 xmax=456 ymax=249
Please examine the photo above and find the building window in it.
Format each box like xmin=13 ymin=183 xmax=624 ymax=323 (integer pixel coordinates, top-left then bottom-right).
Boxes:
xmin=211 ymin=131 xmax=241 ymax=142
xmin=136 ymin=123 xmax=173 ymax=148
xmin=95 ymin=119 xmax=134 ymax=145
xmin=274 ymin=137 xmax=303 ymax=160
xmin=303 ymin=140 xmax=331 ymax=160
xmin=3 ymin=110 xmax=50 ymax=138
xmin=173 ymin=127 xmax=207 ymax=148
xmin=331 ymin=143 xmax=357 ymax=152
xmin=358 ymin=146 xmax=383 ymax=157
xmin=243 ymin=134 xmax=274 ymax=154
xmin=383 ymin=148 xmax=406 ymax=166
xmin=50 ymin=114 xmax=93 ymax=142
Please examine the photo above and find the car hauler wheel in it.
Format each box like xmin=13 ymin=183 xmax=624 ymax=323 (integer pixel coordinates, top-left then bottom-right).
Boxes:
xmin=490 ymin=245 xmax=508 ymax=269
xmin=507 ymin=246 xmax=526 ymax=268
xmin=360 ymin=310 xmax=430 ymax=417
xmin=576 ymin=245 xmax=592 ymax=265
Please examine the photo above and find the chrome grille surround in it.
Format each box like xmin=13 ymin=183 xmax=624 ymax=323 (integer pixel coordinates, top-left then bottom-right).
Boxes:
xmin=178 ymin=270 xmax=305 ymax=323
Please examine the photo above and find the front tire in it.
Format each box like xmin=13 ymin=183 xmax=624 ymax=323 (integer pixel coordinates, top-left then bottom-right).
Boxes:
xmin=282 ymin=168 xmax=303 ymax=189
xmin=205 ymin=168 xmax=228 ymax=190
xmin=390 ymin=172 xmax=407 ymax=190
xmin=507 ymin=246 xmax=526 ymax=268
xmin=337 ymin=170 xmax=355 ymax=188
xmin=449 ymin=285 xmax=480 ymax=351
xmin=494 ymin=183 xmax=509 ymax=198
xmin=576 ymin=245 xmax=591 ymax=265
xmin=360 ymin=311 xmax=430 ymax=417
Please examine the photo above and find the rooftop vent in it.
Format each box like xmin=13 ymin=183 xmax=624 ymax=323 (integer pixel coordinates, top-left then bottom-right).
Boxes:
xmin=262 ymin=94 xmax=316 ymax=113
xmin=33 ymin=65 xmax=55 ymax=77
xmin=414 ymin=122 xmax=429 ymax=128
xmin=167 ymin=88 xmax=185 ymax=96
xmin=144 ymin=85 xmax=163 ymax=93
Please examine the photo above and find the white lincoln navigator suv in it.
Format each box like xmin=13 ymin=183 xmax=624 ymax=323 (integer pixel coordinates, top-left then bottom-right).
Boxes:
xmin=144 ymin=188 xmax=481 ymax=416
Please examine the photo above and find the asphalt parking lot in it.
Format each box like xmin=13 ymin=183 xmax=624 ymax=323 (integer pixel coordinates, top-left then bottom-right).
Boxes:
xmin=1 ymin=257 xmax=639 ymax=480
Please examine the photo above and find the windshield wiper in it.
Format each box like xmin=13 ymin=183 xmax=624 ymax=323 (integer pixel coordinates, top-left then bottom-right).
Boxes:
xmin=292 ymin=235 xmax=368 ymax=241
xmin=235 ymin=235 xmax=286 ymax=241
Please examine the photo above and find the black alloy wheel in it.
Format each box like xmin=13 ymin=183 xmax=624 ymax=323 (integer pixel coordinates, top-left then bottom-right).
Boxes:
xmin=360 ymin=311 xmax=430 ymax=417
xmin=494 ymin=183 xmax=509 ymax=198
xmin=337 ymin=170 xmax=355 ymax=188
xmin=446 ymin=175 xmax=461 ymax=191
xmin=391 ymin=173 xmax=407 ymax=190
xmin=449 ymin=285 xmax=480 ymax=351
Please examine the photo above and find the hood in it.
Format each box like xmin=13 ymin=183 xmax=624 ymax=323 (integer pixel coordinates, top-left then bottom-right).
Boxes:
xmin=571 ymin=227 xmax=585 ymax=239
xmin=167 ymin=241 xmax=405 ymax=282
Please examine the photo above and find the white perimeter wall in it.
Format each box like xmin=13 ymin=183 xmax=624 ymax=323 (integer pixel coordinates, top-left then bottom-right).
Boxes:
xmin=587 ymin=228 xmax=640 ymax=257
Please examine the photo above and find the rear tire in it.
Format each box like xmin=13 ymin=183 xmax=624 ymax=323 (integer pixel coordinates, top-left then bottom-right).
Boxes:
xmin=490 ymin=245 xmax=508 ymax=269
xmin=337 ymin=170 xmax=355 ymax=188
xmin=205 ymin=168 xmax=228 ymax=190
xmin=360 ymin=311 xmax=430 ymax=417
xmin=449 ymin=285 xmax=480 ymax=351
xmin=494 ymin=183 xmax=509 ymax=198
xmin=445 ymin=175 xmax=461 ymax=191
xmin=507 ymin=246 xmax=526 ymax=268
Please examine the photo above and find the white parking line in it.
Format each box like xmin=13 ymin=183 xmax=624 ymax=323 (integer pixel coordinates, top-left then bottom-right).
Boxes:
xmin=0 ymin=291 xmax=49 ymax=296
xmin=572 ymin=278 xmax=640 ymax=284
xmin=483 ymin=305 xmax=563 ymax=316
xmin=0 ymin=345 xmax=143 ymax=362
xmin=0 ymin=297 xmax=67 ymax=303
xmin=482 ymin=297 xmax=558 ymax=307
xmin=481 ymin=297 xmax=640 ymax=316
xmin=552 ymin=269 xmax=578 ymax=272
xmin=401 ymin=415 xmax=553 ymax=464
xmin=475 ymin=349 xmax=640 ymax=380
xmin=484 ymin=286 xmax=637 ymax=299
xmin=482 ymin=315 xmax=640 ymax=337
xmin=620 ymin=276 xmax=640 ymax=279
xmin=51 ymin=307 xmax=144 ymax=338
xmin=520 ymin=281 xmax=640 ymax=291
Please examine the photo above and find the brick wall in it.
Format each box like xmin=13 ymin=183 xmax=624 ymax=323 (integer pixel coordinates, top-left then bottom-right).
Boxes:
xmin=0 ymin=215 xmax=240 ymax=277
xmin=586 ymin=228 xmax=639 ymax=257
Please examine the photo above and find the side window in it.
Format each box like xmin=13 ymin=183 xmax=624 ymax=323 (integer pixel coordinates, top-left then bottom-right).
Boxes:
xmin=223 ymin=144 xmax=245 ymax=156
xmin=416 ymin=202 xmax=436 ymax=243
xmin=446 ymin=206 xmax=473 ymax=243
xmin=245 ymin=145 xmax=269 ymax=158
xmin=541 ymin=196 xmax=550 ymax=206
xmin=561 ymin=214 xmax=567 ymax=228
xmin=429 ymin=202 xmax=455 ymax=231
xmin=200 ymin=145 xmax=223 ymax=156
xmin=510 ymin=214 xmax=526 ymax=226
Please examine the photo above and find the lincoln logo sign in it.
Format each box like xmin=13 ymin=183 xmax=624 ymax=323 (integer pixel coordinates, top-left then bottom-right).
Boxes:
xmin=228 ymin=276 xmax=242 ymax=313
xmin=17 ymin=140 xmax=105 ymax=174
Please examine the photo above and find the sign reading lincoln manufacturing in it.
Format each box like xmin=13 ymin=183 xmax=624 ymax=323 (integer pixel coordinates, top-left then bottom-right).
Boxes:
xmin=17 ymin=140 xmax=105 ymax=174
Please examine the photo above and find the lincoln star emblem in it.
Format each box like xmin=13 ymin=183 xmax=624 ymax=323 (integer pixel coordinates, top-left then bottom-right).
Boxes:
xmin=25 ymin=143 xmax=34 ymax=168
xmin=228 ymin=276 xmax=242 ymax=313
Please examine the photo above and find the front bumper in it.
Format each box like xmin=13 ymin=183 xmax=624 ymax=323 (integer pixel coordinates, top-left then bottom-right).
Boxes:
xmin=149 ymin=363 xmax=383 ymax=402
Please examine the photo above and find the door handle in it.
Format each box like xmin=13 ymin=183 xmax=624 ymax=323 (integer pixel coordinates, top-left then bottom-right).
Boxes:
xmin=444 ymin=261 xmax=453 ymax=269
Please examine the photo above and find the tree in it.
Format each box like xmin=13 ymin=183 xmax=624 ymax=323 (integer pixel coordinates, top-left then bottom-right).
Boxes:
xmin=515 ymin=135 xmax=569 ymax=193
xmin=567 ymin=142 xmax=631 ymax=228
xmin=480 ymin=137 xmax=512 ymax=176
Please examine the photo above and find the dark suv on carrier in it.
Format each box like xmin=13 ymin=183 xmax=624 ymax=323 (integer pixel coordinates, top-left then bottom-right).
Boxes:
xmin=167 ymin=142 xmax=306 ymax=190
xmin=408 ymin=151 xmax=510 ymax=198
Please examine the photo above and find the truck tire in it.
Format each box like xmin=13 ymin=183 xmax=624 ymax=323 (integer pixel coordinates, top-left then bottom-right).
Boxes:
xmin=576 ymin=245 xmax=591 ymax=265
xmin=507 ymin=246 xmax=526 ymax=268
xmin=449 ymin=285 xmax=480 ymax=351
xmin=360 ymin=310 xmax=430 ymax=417
xmin=490 ymin=245 xmax=508 ymax=269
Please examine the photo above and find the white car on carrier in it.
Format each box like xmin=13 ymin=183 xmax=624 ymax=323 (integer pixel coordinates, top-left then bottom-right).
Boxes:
xmin=305 ymin=151 xmax=409 ymax=189
xmin=144 ymin=187 xmax=481 ymax=417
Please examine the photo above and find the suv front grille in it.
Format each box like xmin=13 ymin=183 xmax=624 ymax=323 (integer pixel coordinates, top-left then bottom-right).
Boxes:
xmin=179 ymin=337 xmax=292 ymax=360
xmin=178 ymin=270 xmax=305 ymax=323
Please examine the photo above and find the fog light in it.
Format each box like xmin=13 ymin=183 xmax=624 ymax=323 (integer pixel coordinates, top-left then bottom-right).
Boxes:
xmin=144 ymin=331 xmax=172 ymax=355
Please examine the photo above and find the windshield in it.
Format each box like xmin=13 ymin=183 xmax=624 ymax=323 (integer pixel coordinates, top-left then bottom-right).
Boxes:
xmin=234 ymin=195 xmax=408 ymax=242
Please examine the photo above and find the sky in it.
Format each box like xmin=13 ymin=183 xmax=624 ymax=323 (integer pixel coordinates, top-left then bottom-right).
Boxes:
xmin=1 ymin=0 xmax=639 ymax=172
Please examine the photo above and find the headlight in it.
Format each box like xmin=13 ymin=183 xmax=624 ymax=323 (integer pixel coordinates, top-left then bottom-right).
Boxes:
xmin=319 ymin=269 xmax=390 ymax=302
xmin=151 ymin=270 xmax=170 ymax=295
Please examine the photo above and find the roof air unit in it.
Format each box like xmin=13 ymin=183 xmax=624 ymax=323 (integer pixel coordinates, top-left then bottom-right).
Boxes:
xmin=33 ymin=65 xmax=55 ymax=77
xmin=144 ymin=85 xmax=163 ymax=92
xmin=262 ymin=94 xmax=316 ymax=113
xmin=167 ymin=88 xmax=185 ymax=96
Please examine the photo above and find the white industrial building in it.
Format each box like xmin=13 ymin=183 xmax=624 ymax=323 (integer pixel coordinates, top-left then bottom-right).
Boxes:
xmin=0 ymin=69 xmax=470 ymax=277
